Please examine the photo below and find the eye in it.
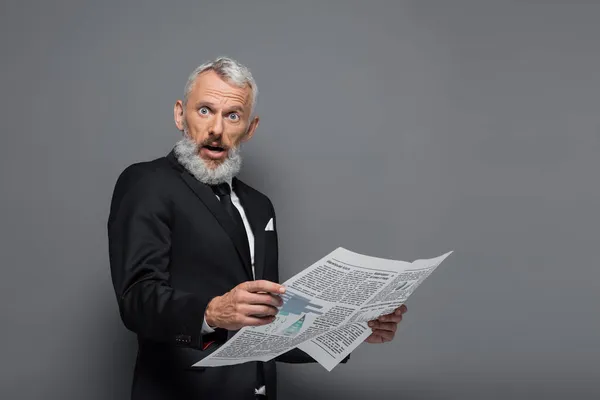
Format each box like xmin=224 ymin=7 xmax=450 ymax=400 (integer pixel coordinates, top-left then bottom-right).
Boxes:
xmin=198 ymin=106 xmax=210 ymax=116
xmin=228 ymin=113 xmax=240 ymax=121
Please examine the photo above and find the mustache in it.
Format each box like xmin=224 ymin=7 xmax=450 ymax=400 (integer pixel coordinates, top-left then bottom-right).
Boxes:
xmin=203 ymin=140 xmax=229 ymax=150
xmin=199 ymin=138 xmax=229 ymax=150
xmin=182 ymin=128 xmax=229 ymax=150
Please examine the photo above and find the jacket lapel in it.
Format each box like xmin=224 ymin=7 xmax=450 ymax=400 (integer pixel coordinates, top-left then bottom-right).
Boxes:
xmin=233 ymin=178 xmax=266 ymax=281
xmin=167 ymin=151 xmax=254 ymax=280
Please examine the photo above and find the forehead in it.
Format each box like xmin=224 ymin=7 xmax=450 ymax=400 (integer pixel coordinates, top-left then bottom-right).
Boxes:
xmin=188 ymin=70 xmax=252 ymax=107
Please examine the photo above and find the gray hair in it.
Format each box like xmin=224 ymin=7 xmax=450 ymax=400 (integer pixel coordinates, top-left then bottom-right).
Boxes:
xmin=183 ymin=56 xmax=258 ymax=113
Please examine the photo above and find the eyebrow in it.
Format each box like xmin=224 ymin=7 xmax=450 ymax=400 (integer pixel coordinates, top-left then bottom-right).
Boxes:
xmin=196 ymin=101 xmax=245 ymax=114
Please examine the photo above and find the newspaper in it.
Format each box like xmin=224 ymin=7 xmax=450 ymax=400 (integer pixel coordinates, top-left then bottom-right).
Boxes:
xmin=193 ymin=247 xmax=453 ymax=371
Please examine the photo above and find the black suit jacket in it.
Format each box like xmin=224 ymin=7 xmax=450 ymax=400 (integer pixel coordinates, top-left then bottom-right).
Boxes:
xmin=108 ymin=150 xmax=315 ymax=400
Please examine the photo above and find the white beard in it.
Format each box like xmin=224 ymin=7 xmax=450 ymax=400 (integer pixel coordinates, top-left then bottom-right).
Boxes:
xmin=173 ymin=134 xmax=242 ymax=185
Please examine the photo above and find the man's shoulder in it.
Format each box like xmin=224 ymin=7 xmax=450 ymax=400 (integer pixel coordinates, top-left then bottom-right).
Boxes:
xmin=108 ymin=153 xmax=180 ymax=225
xmin=116 ymin=154 xmax=176 ymax=189
xmin=110 ymin=153 xmax=181 ymax=205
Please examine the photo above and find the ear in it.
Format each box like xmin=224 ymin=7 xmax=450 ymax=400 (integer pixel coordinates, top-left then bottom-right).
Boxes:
xmin=242 ymin=116 xmax=260 ymax=142
xmin=174 ymin=100 xmax=185 ymax=131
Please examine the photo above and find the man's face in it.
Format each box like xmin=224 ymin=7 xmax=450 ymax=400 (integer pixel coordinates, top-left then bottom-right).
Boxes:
xmin=174 ymin=70 xmax=259 ymax=169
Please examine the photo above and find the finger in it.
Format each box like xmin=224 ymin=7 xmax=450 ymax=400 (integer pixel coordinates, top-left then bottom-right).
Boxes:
xmin=371 ymin=329 xmax=395 ymax=342
xmin=242 ymin=315 xmax=277 ymax=327
xmin=378 ymin=313 xmax=403 ymax=323
xmin=242 ymin=304 xmax=280 ymax=317
xmin=368 ymin=321 xmax=397 ymax=332
xmin=395 ymin=304 xmax=408 ymax=315
xmin=364 ymin=332 xmax=382 ymax=344
xmin=243 ymin=280 xmax=286 ymax=294
xmin=244 ymin=292 xmax=283 ymax=307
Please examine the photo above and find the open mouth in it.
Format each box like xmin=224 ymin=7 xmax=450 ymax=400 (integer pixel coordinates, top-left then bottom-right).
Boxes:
xmin=201 ymin=144 xmax=228 ymax=159
xmin=204 ymin=145 xmax=225 ymax=152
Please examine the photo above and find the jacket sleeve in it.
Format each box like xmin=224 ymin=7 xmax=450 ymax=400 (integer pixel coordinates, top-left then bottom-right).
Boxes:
xmin=107 ymin=166 xmax=216 ymax=349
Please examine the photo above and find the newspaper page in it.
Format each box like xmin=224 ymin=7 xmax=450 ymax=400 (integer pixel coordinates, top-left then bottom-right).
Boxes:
xmin=296 ymin=251 xmax=453 ymax=370
xmin=192 ymin=247 xmax=452 ymax=370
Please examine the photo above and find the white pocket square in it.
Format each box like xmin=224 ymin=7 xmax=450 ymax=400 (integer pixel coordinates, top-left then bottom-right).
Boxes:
xmin=264 ymin=218 xmax=274 ymax=231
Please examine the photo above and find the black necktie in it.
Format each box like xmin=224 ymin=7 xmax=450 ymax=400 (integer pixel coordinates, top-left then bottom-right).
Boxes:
xmin=211 ymin=183 xmax=252 ymax=267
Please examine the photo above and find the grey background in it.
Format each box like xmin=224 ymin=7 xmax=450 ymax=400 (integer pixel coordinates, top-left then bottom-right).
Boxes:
xmin=1 ymin=1 xmax=598 ymax=399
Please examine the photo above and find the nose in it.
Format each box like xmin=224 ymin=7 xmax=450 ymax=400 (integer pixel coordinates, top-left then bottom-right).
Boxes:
xmin=208 ymin=114 xmax=224 ymax=137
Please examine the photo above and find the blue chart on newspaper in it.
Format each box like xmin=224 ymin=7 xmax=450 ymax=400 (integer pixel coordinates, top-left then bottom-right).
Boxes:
xmin=193 ymin=247 xmax=453 ymax=370
xmin=261 ymin=290 xmax=325 ymax=337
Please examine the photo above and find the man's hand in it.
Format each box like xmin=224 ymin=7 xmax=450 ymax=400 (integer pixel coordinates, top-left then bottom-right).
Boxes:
xmin=205 ymin=280 xmax=286 ymax=331
xmin=364 ymin=304 xmax=407 ymax=344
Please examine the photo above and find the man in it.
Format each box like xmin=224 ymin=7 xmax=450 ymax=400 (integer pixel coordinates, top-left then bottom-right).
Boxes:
xmin=108 ymin=57 xmax=407 ymax=399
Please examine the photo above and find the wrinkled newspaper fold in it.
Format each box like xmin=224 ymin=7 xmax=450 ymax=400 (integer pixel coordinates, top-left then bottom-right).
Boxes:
xmin=193 ymin=247 xmax=453 ymax=371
